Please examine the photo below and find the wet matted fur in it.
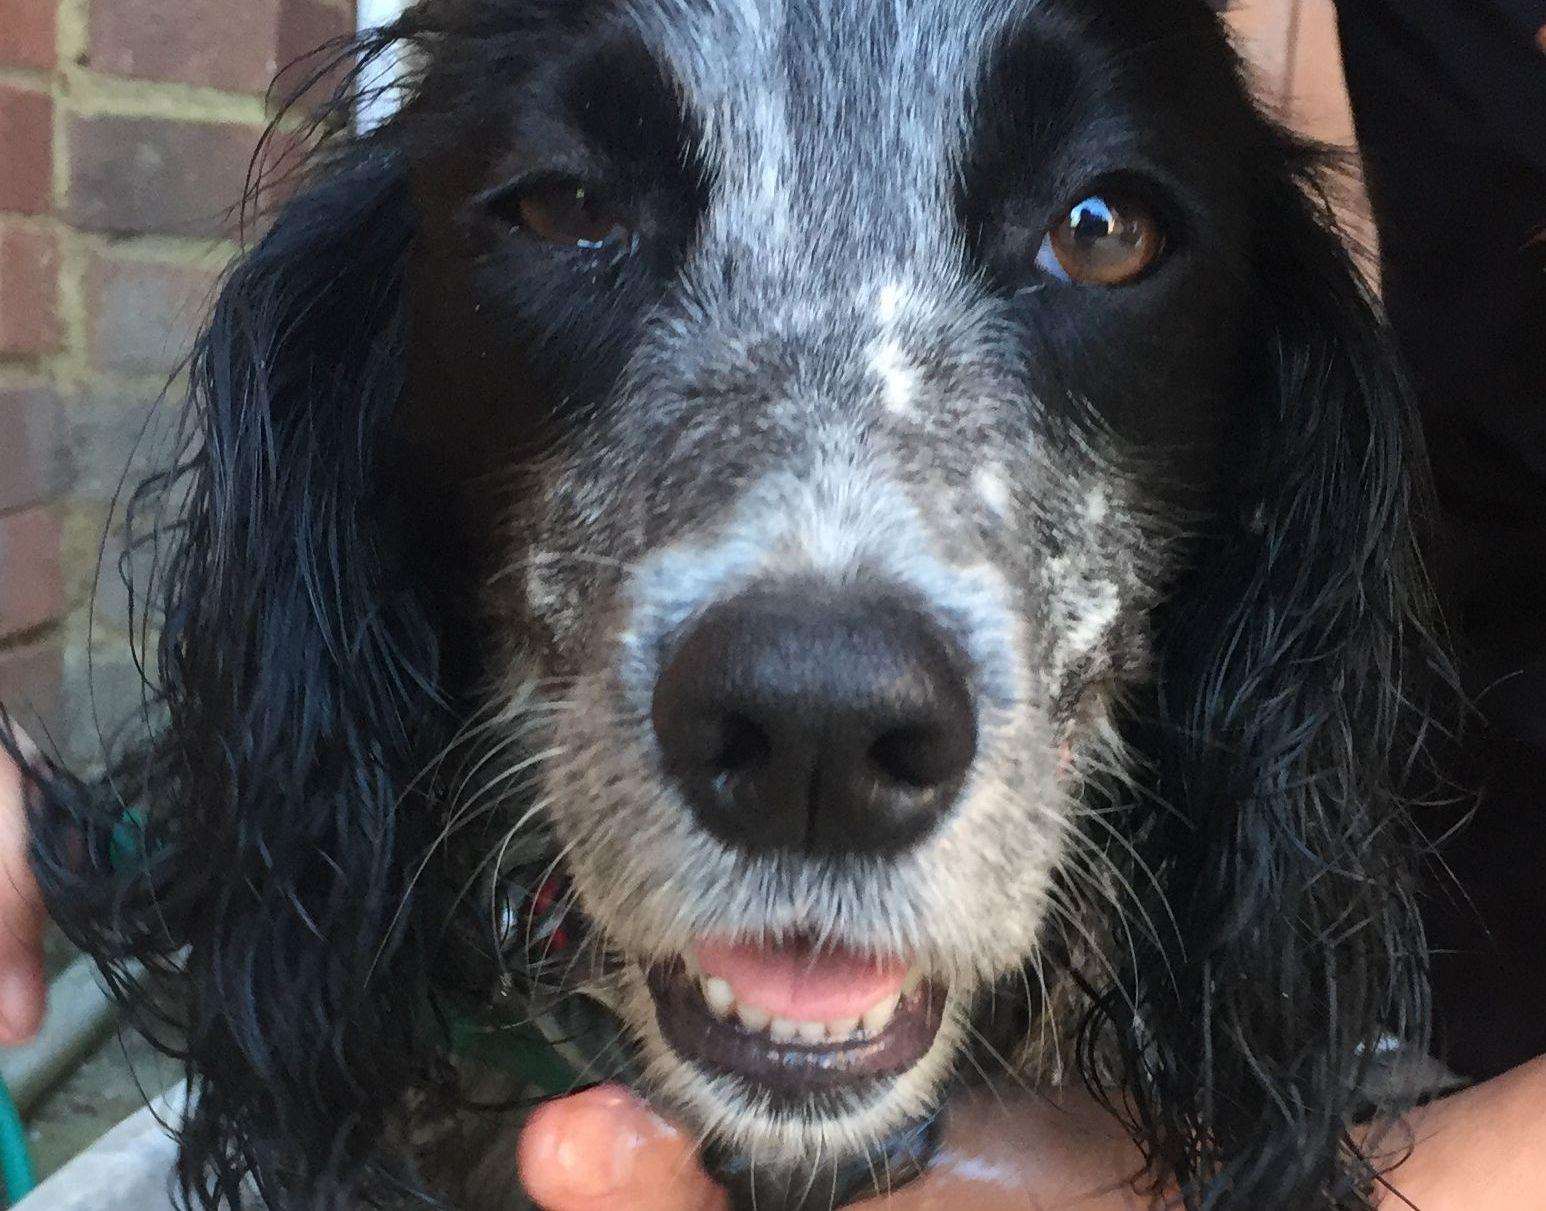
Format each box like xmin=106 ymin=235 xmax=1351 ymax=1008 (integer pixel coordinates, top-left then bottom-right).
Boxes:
xmin=9 ymin=1 xmax=1452 ymax=1208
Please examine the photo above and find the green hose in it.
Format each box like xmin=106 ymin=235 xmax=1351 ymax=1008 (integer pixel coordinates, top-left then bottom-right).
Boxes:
xmin=0 ymin=1074 xmax=35 ymax=1205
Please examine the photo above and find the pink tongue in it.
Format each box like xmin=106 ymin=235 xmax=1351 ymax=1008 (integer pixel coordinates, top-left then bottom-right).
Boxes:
xmin=692 ymin=938 xmax=909 ymax=1021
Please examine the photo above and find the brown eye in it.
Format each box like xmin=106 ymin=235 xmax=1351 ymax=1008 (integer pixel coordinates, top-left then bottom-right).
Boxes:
xmin=1036 ymin=194 xmax=1163 ymax=286
xmin=501 ymin=178 xmax=631 ymax=249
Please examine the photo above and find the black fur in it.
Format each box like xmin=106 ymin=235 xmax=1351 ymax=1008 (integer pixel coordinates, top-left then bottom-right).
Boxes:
xmin=3 ymin=3 xmax=1453 ymax=1209
xmin=1090 ymin=155 xmax=1444 ymax=1208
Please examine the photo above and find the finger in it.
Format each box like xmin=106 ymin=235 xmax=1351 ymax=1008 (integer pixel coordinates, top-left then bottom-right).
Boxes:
xmin=518 ymin=1085 xmax=727 ymax=1211
xmin=0 ymin=738 xmax=47 ymax=1044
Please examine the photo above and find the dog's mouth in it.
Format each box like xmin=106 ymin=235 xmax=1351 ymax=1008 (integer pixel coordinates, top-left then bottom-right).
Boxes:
xmin=645 ymin=936 xmax=947 ymax=1096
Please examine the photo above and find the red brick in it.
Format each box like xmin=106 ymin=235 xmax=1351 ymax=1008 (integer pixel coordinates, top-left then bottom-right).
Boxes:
xmin=0 ymin=223 xmax=60 ymax=357
xmin=66 ymin=114 xmax=265 ymax=239
xmin=0 ymin=86 xmax=53 ymax=215
xmin=0 ymin=0 xmax=57 ymax=71
xmin=88 ymin=0 xmax=283 ymax=93
xmin=278 ymin=0 xmax=353 ymax=65
xmin=0 ymin=639 xmax=63 ymax=742
xmin=275 ymin=0 xmax=356 ymax=109
xmin=0 ymin=387 xmax=62 ymax=512
xmin=87 ymin=253 xmax=221 ymax=375
xmin=0 ymin=506 xmax=64 ymax=639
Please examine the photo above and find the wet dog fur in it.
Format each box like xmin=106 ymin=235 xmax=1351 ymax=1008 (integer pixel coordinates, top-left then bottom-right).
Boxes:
xmin=10 ymin=1 xmax=1450 ymax=1207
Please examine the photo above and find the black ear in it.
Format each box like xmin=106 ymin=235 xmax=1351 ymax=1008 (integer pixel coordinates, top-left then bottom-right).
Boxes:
xmin=15 ymin=120 xmax=464 ymax=1205
xmin=1093 ymin=146 xmax=1447 ymax=1209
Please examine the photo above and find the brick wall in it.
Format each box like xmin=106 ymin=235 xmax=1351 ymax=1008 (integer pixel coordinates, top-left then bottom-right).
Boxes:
xmin=0 ymin=1 xmax=1360 ymax=760
xmin=0 ymin=0 xmax=354 ymax=758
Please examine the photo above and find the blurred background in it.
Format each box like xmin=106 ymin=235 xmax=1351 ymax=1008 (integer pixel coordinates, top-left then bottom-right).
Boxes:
xmin=0 ymin=0 xmax=1365 ymax=1183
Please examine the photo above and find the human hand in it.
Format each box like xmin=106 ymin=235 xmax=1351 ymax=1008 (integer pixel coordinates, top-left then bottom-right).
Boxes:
xmin=517 ymin=1057 xmax=1546 ymax=1211
xmin=0 ymin=733 xmax=47 ymax=1044
xmin=517 ymin=1081 xmax=1153 ymax=1211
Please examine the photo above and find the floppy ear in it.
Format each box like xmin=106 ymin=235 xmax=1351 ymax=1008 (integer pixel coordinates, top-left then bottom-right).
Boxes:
xmin=16 ymin=117 xmax=465 ymax=1206
xmin=1093 ymin=146 xmax=1446 ymax=1209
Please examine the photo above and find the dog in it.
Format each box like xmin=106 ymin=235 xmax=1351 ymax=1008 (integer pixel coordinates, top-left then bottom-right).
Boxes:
xmin=16 ymin=1 xmax=1450 ymax=1207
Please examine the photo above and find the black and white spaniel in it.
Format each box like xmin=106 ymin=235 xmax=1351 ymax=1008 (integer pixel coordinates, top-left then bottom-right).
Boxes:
xmin=12 ymin=1 xmax=1451 ymax=1207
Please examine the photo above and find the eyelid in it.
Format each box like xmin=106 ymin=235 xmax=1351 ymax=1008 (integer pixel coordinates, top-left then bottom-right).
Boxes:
xmin=474 ymin=171 xmax=607 ymax=213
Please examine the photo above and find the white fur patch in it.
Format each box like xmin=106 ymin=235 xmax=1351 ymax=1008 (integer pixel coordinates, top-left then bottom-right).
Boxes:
xmin=974 ymin=466 xmax=1011 ymax=515
xmin=875 ymin=280 xmax=910 ymax=326
xmin=1061 ymin=580 xmax=1120 ymax=657
xmin=870 ymin=338 xmax=918 ymax=415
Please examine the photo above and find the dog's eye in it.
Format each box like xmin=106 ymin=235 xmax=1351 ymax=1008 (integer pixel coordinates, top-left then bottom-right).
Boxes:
xmin=1035 ymin=194 xmax=1163 ymax=286
xmin=490 ymin=177 xmax=632 ymax=250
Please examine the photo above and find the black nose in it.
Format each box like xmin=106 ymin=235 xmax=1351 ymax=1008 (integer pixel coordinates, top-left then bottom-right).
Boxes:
xmin=651 ymin=591 xmax=977 ymax=857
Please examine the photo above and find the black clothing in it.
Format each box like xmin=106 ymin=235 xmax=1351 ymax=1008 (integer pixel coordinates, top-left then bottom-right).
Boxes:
xmin=1331 ymin=0 xmax=1546 ymax=1081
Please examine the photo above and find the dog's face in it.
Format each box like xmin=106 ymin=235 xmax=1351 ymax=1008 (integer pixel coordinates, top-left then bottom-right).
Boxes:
xmin=405 ymin=0 xmax=1264 ymax=1163
xmin=20 ymin=0 xmax=1430 ymax=1206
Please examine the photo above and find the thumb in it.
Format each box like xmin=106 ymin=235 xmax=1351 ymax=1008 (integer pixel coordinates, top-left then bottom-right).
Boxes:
xmin=518 ymin=1085 xmax=727 ymax=1211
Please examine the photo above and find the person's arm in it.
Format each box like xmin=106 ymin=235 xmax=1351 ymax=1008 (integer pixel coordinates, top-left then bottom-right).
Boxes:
xmin=0 ymin=742 xmax=46 ymax=1044
xmin=518 ymin=1082 xmax=1153 ymax=1211
xmin=517 ymin=1064 xmax=1546 ymax=1211
xmin=1368 ymin=1054 xmax=1546 ymax=1209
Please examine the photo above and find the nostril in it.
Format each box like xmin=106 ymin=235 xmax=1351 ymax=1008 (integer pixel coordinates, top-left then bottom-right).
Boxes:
xmin=869 ymin=727 xmax=942 ymax=789
xmin=868 ymin=719 xmax=972 ymax=791
xmin=712 ymin=712 xmax=772 ymax=773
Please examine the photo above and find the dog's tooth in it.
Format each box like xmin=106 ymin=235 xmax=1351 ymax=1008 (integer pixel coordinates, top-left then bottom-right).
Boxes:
xmin=861 ymin=994 xmax=898 ymax=1037
xmin=701 ymin=977 xmax=735 ymax=1018
xmin=797 ymin=1020 xmax=826 ymax=1045
xmin=828 ymin=1018 xmax=860 ymax=1041
xmin=683 ymin=953 xmax=702 ymax=980
xmin=900 ymin=967 xmax=924 ymax=998
xmin=737 ymin=1003 xmax=771 ymax=1033
xmin=769 ymin=1017 xmax=799 ymax=1043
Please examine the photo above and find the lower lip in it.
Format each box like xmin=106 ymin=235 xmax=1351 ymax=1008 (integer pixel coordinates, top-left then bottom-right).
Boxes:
xmin=646 ymin=960 xmax=947 ymax=1096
